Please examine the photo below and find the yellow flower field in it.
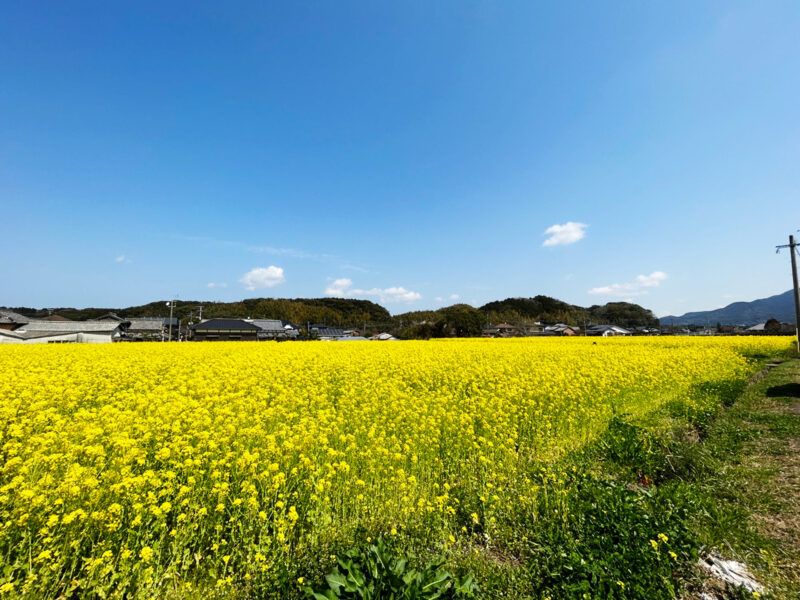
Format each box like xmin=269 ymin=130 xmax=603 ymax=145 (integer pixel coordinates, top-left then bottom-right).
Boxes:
xmin=0 ymin=337 xmax=791 ymax=598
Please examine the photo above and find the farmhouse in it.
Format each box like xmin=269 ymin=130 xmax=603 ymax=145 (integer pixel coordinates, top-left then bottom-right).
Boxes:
xmin=127 ymin=318 xmax=169 ymax=341
xmin=482 ymin=323 xmax=521 ymax=337
xmin=586 ymin=324 xmax=632 ymax=337
xmin=0 ymin=320 xmax=127 ymax=344
xmin=545 ymin=323 xmax=580 ymax=336
xmin=190 ymin=318 xmax=260 ymax=341
xmin=312 ymin=326 xmax=346 ymax=341
xmin=190 ymin=318 xmax=300 ymax=341
xmin=0 ymin=309 xmax=30 ymax=330
xmin=251 ymin=319 xmax=300 ymax=340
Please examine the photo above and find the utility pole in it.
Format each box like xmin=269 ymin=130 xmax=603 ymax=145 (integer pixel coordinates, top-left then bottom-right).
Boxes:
xmin=776 ymin=234 xmax=800 ymax=352
xmin=167 ymin=298 xmax=177 ymax=342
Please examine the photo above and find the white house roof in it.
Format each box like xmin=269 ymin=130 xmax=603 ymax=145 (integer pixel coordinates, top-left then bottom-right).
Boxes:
xmin=16 ymin=321 xmax=123 ymax=333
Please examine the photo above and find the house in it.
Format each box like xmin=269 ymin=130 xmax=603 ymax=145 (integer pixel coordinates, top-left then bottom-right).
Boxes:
xmin=0 ymin=320 xmax=127 ymax=344
xmin=190 ymin=318 xmax=260 ymax=341
xmin=633 ymin=326 xmax=660 ymax=336
xmin=126 ymin=318 xmax=168 ymax=341
xmin=312 ymin=326 xmax=346 ymax=341
xmin=482 ymin=323 xmax=521 ymax=338
xmin=336 ymin=335 xmax=369 ymax=341
xmin=521 ymin=322 xmax=546 ymax=335
xmin=370 ymin=332 xmax=398 ymax=341
xmin=544 ymin=323 xmax=579 ymax=336
xmin=250 ymin=319 xmax=300 ymax=340
xmin=0 ymin=309 xmax=30 ymax=331
xmin=586 ymin=324 xmax=632 ymax=337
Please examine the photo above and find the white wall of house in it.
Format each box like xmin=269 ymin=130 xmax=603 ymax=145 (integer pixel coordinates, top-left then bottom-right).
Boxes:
xmin=0 ymin=332 xmax=115 ymax=344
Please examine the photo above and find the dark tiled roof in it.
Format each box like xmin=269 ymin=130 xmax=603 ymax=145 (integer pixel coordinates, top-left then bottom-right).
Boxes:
xmin=0 ymin=309 xmax=30 ymax=323
xmin=314 ymin=327 xmax=345 ymax=337
xmin=192 ymin=318 xmax=260 ymax=331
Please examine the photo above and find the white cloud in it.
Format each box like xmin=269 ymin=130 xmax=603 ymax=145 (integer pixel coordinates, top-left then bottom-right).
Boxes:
xmin=115 ymin=255 xmax=132 ymax=264
xmin=207 ymin=282 xmax=228 ymax=289
xmin=324 ymin=278 xmax=422 ymax=303
xmin=449 ymin=294 xmax=460 ymax=301
xmin=239 ymin=266 xmax=285 ymax=290
xmin=435 ymin=296 xmax=444 ymax=302
xmin=588 ymin=271 xmax=667 ymax=297
xmin=325 ymin=278 xmax=353 ymax=297
xmin=542 ymin=222 xmax=587 ymax=247
xmin=635 ymin=271 xmax=667 ymax=288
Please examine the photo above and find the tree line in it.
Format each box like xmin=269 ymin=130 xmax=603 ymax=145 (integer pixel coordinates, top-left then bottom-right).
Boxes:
xmin=6 ymin=295 xmax=659 ymax=339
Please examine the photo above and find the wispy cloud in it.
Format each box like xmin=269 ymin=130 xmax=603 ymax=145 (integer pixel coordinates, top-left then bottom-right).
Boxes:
xmin=207 ymin=282 xmax=228 ymax=289
xmin=542 ymin=222 xmax=587 ymax=247
xmin=449 ymin=293 xmax=460 ymax=301
xmin=240 ymin=266 xmax=286 ymax=291
xmin=115 ymin=255 xmax=132 ymax=264
xmin=325 ymin=278 xmax=421 ymax=303
xmin=173 ymin=234 xmax=366 ymax=271
xmin=588 ymin=271 xmax=667 ymax=297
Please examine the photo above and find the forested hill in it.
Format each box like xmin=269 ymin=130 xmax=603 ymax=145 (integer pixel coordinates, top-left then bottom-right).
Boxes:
xmin=7 ymin=298 xmax=392 ymax=327
xmin=6 ymin=295 xmax=659 ymax=329
xmin=479 ymin=296 xmax=660 ymax=328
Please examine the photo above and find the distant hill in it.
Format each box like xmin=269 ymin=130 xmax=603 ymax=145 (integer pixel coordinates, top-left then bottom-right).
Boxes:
xmin=659 ymin=289 xmax=795 ymax=326
xmin=5 ymin=298 xmax=392 ymax=327
xmin=478 ymin=296 xmax=660 ymax=328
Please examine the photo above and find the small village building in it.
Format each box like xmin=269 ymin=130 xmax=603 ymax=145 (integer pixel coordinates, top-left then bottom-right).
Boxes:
xmin=0 ymin=309 xmax=30 ymax=331
xmin=586 ymin=324 xmax=632 ymax=337
xmin=312 ymin=327 xmax=346 ymax=341
xmin=0 ymin=321 xmax=127 ymax=344
xmin=370 ymin=332 xmax=397 ymax=341
xmin=127 ymin=318 xmax=168 ymax=341
xmin=482 ymin=323 xmax=521 ymax=338
xmin=545 ymin=323 xmax=579 ymax=336
xmin=250 ymin=319 xmax=299 ymax=340
xmin=521 ymin=322 xmax=546 ymax=335
xmin=190 ymin=318 xmax=260 ymax=341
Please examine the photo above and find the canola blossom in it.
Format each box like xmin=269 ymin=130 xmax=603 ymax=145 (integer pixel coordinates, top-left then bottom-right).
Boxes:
xmin=0 ymin=337 xmax=791 ymax=598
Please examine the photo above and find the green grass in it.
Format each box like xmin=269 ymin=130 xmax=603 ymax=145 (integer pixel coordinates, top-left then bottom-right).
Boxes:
xmin=423 ymin=356 xmax=800 ymax=599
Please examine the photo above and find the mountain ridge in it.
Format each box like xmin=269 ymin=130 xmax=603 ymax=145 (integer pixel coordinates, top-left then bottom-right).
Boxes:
xmin=660 ymin=289 xmax=795 ymax=326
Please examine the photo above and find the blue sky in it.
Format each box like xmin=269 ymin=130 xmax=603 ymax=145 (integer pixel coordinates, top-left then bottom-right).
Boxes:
xmin=2 ymin=1 xmax=799 ymax=317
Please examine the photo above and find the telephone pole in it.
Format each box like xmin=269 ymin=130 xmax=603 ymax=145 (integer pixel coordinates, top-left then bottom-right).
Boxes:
xmin=166 ymin=298 xmax=178 ymax=341
xmin=776 ymin=234 xmax=800 ymax=352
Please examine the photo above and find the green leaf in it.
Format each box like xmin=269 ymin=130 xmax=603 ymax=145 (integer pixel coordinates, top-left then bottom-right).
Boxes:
xmin=325 ymin=572 xmax=348 ymax=594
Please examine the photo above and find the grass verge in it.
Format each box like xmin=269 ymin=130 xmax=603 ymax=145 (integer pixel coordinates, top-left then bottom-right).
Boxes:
xmin=435 ymin=356 xmax=800 ymax=599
